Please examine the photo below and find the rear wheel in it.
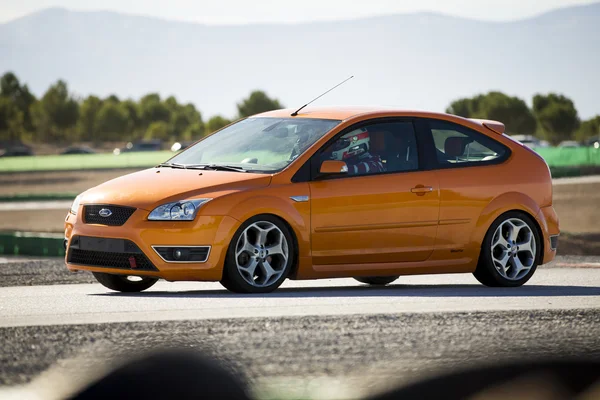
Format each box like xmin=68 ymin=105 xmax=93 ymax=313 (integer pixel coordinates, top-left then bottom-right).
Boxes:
xmin=92 ymin=272 xmax=158 ymax=292
xmin=220 ymin=215 xmax=295 ymax=294
xmin=354 ymin=276 xmax=399 ymax=286
xmin=474 ymin=211 xmax=540 ymax=287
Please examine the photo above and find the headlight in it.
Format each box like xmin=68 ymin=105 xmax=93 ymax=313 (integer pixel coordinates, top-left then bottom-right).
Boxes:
xmin=148 ymin=199 xmax=211 ymax=221
xmin=70 ymin=195 xmax=82 ymax=215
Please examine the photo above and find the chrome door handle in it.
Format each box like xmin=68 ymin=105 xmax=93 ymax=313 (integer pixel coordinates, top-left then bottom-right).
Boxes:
xmin=411 ymin=186 xmax=433 ymax=195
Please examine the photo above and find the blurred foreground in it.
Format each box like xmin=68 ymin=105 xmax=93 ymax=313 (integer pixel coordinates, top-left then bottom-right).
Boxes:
xmin=62 ymin=350 xmax=600 ymax=400
xmin=1 ymin=310 xmax=599 ymax=400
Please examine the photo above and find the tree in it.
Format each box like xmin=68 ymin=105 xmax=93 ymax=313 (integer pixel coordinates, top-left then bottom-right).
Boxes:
xmin=164 ymin=96 xmax=204 ymax=140
xmin=206 ymin=115 xmax=231 ymax=133
xmin=105 ymin=94 xmax=120 ymax=103
xmin=533 ymin=93 xmax=580 ymax=146
xmin=182 ymin=122 xmax=205 ymax=141
xmin=30 ymin=80 xmax=79 ymax=143
xmin=236 ymin=90 xmax=283 ymax=118
xmin=447 ymin=92 xmax=536 ymax=135
xmin=96 ymin=101 xmax=129 ymax=142
xmin=78 ymin=95 xmax=103 ymax=142
xmin=0 ymin=97 xmax=25 ymax=142
xmin=139 ymin=93 xmax=170 ymax=129
xmin=446 ymin=98 xmax=474 ymax=118
xmin=0 ymin=72 xmax=36 ymax=133
xmin=575 ymin=116 xmax=600 ymax=142
xmin=144 ymin=121 xmax=169 ymax=140
xmin=479 ymin=92 xmax=537 ymax=135
xmin=119 ymin=99 xmax=142 ymax=140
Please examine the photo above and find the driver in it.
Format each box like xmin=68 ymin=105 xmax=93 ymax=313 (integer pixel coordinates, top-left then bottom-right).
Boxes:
xmin=325 ymin=128 xmax=385 ymax=175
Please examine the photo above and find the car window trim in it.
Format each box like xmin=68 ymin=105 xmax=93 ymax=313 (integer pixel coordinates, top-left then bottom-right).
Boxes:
xmin=306 ymin=117 xmax=426 ymax=182
xmin=419 ymin=118 xmax=512 ymax=170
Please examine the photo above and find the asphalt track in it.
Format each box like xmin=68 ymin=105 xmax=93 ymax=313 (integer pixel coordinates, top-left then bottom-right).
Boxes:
xmin=1 ymin=268 xmax=599 ymax=328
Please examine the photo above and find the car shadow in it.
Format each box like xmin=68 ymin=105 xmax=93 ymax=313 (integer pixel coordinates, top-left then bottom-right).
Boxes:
xmin=91 ymin=284 xmax=600 ymax=299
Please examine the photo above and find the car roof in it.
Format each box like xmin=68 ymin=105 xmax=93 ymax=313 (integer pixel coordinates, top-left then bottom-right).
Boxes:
xmin=256 ymin=106 xmax=505 ymax=134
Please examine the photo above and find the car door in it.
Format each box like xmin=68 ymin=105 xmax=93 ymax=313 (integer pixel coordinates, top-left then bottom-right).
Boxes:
xmin=309 ymin=119 xmax=440 ymax=266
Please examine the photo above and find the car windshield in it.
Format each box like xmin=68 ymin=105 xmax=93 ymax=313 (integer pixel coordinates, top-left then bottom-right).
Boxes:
xmin=168 ymin=117 xmax=341 ymax=172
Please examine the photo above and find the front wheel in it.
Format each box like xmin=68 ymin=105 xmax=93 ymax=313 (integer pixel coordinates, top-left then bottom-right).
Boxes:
xmin=220 ymin=215 xmax=295 ymax=294
xmin=474 ymin=211 xmax=540 ymax=287
xmin=354 ymin=276 xmax=399 ymax=286
xmin=92 ymin=272 xmax=158 ymax=292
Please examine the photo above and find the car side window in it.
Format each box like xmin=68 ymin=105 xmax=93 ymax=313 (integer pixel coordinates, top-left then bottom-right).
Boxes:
xmin=319 ymin=121 xmax=419 ymax=177
xmin=428 ymin=120 xmax=507 ymax=166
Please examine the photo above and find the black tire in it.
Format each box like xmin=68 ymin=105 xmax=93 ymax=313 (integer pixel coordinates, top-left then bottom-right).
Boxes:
xmin=220 ymin=215 xmax=295 ymax=294
xmin=92 ymin=272 xmax=158 ymax=292
xmin=473 ymin=211 xmax=541 ymax=288
xmin=354 ymin=276 xmax=399 ymax=286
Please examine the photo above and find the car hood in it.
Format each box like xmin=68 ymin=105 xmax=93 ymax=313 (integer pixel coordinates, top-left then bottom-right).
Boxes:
xmin=80 ymin=168 xmax=272 ymax=210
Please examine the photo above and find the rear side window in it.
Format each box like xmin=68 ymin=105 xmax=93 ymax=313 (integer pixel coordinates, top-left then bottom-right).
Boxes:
xmin=428 ymin=120 xmax=508 ymax=167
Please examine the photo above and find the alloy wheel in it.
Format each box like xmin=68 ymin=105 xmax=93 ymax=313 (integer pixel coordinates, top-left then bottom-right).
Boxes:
xmin=234 ymin=221 xmax=289 ymax=288
xmin=490 ymin=218 xmax=537 ymax=281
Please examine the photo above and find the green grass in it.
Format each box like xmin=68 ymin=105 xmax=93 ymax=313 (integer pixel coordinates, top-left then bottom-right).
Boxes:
xmin=1 ymin=146 xmax=600 ymax=173
xmin=0 ymin=150 xmax=292 ymax=172
xmin=0 ymin=151 xmax=174 ymax=172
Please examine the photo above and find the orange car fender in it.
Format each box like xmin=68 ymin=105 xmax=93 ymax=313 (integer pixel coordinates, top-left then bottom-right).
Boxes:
xmin=212 ymin=194 xmax=311 ymax=270
xmin=470 ymin=191 xmax=542 ymax=249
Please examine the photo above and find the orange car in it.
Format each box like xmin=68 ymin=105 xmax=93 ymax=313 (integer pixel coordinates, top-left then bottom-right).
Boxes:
xmin=65 ymin=107 xmax=559 ymax=293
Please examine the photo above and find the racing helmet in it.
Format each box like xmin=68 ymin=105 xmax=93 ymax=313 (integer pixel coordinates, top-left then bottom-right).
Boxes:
xmin=329 ymin=128 xmax=370 ymax=161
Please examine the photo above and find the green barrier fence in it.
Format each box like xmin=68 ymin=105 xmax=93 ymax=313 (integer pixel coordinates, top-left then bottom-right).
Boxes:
xmin=534 ymin=147 xmax=600 ymax=167
xmin=0 ymin=232 xmax=65 ymax=257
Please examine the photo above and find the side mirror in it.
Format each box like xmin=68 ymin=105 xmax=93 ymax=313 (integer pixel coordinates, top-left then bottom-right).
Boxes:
xmin=319 ymin=160 xmax=348 ymax=174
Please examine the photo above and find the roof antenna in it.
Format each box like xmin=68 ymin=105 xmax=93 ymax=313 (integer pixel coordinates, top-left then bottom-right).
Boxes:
xmin=291 ymin=75 xmax=354 ymax=117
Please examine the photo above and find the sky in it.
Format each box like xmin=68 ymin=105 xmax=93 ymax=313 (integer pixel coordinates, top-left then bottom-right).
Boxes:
xmin=1 ymin=0 xmax=599 ymax=24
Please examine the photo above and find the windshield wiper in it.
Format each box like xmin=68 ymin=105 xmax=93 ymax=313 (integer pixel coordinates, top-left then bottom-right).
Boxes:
xmin=185 ymin=164 xmax=248 ymax=172
xmin=157 ymin=162 xmax=187 ymax=169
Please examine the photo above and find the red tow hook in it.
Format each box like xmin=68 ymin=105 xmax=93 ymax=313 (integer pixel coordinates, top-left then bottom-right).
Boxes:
xmin=128 ymin=256 xmax=138 ymax=269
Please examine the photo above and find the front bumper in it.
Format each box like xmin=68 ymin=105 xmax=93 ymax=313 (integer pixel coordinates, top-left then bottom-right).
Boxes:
xmin=64 ymin=209 xmax=239 ymax=281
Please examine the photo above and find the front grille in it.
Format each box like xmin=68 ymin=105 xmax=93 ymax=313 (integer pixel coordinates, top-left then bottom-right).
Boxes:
xmin=68 ymin=249 xmax=157 ymax=271
xmin=84 ymin=205 xmax=136 ymax=226
xmin=67 ymin=236 xmax=157 ymax=271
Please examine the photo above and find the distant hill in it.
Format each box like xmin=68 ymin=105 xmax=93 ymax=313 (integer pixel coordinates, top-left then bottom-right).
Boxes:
xmin=1 ymin=3 xmax=599 ymax=118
